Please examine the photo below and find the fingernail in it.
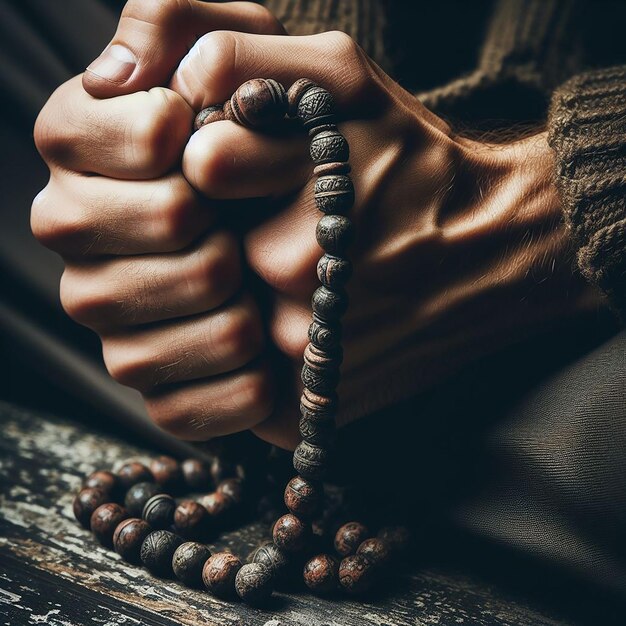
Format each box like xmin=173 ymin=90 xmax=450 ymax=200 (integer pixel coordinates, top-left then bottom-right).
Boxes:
xmin=86 ymin=44 xmax=136 ymax=83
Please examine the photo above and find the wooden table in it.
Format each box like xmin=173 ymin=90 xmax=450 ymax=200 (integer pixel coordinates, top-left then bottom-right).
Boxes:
xmin=0 ymin=401 xmax=615 ymax=625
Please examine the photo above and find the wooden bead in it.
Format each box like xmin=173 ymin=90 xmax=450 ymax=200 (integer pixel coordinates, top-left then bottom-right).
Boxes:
xmin=310 ymin=129 xmax=349 ymax=164
xmin=311 ymin=286 xmax=348 ymax=321
xmin=73 ymin=487 xmax=109 ymax=529
xmin=308 ymin=318 xmax=342 ymax=351
xmin=317 ymin=254 xmax=352 ymax=289
xmin=300 ymin=387 xmax=337 ymax=422
xmin=202 ymin=552 xmax=242 ymax=598
xmin=284 ymin=476 xmax=322 ymax=518
xmin=287 ymin=78 xmax=318 ymax=117
xmin=334 ymin=521 xmax=370 ymax=557
xmin=251 ymin=542 xmax=289 ymax=579
xmin=117 ymin=461 xmax=153 ymax=490
xmin=316 ymin=214 xmax=354 ymax=255
xmin=217 ymin=478 xmax=243 ymax=506
xmin=338 ymin=554 xmax=374 ymax=594
xmin=142 ymin=494 xmax=176 ymax=530
xmin=83 ymin=470 xmax=122 ymax=501
xmin=293 ymin=441 xmax=332 ymax=480
xmin=210 ymin=456 xmax=238 ymax=484
xmin=297 ymin=85 xmax=336 ymax=130
xmin=235 ymin=563 xmax=273 ymax=605
xmin=172 ymin=541 xmax=212 ymax=587
xmin=113 ymin=518 xmax=151 ymax=564
xmin=90 ymin=503 xmax=129 ymax=548
xmin=198 ymin=491 xmax=233 ymax=520
xmin=194 ymin=105 xmax=224 ymax=131
xmin=181 ymin=458 xmax=212 ymax=491
xmin=377 ymin=525 xmax=411 ymax=556
xmin=150 ymin=455 xmax=183 ymax=493
xmin=174 ymin=500 xmax=211 ymax=540
xmin=272 ymin=513 xmax=311 ymax=553
xmin=301 ymin=364 xmax=339 ymax=396
xmin=357 ymin=538 xmax=391 ymax=568
xmin=230 ymin=78 xmax=287 ymax=128
xmin=314 ymin=162 xmax=351 ymax=176
xmin=299 ymin=416 xmax=335 ymax=446
xmin=140 ymin=530 xmax=183 ymax=578
xmin=124 ymin=481 xmax=160 ymax=517
xmin=314 ymin=175 xmax=354 ymax=214
xmin=303 ymin=554 xmax=339 ymax=594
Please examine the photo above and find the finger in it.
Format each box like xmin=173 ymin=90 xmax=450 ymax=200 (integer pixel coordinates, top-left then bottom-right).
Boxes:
xmin=60 ymin=230 xmax=241 ymax=330
xmin=101 ymin=294 xmax=264 ymax=392
xmin=83 ymin=0 xmax=285 ymax=98
xmin=34 ymin=76 xmax=193 ymax=178
xmin=183 ymin=120 xmax=309 ymax=199
xmin=31 ymin=171 xmax=214 ymax=256
xmin=143 ymin=361 xmax=275 ymax=440
xmin=171 ymin=30 xmax=383 ymax=114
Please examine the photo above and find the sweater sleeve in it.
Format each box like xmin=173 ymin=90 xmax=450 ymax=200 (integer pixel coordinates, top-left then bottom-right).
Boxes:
xmin=548 ymin=66 xmax=626 ymax=316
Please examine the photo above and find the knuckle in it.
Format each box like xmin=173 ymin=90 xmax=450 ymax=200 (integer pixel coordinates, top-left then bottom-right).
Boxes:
xmin=144 ymin=395 xmax=191 ymax=439
xmin=59 ymin=270 xmax=103 ymax=327
xmin=244 ymin=2 xmax=283 ymax=34
xmin=101 ymin=340 xmax=149 ymax=390
xmin=232 ymin=369 xmax=275 ymax=423
xmin=220 ymin=305 xmax=264 ymax=362
xmin=156 ymin=177 xmax=200 ymax=250
xmin=30 ymin=187 xmax=56 ymax=247
xmin=122 ymin=0 xmax=191 ymax=26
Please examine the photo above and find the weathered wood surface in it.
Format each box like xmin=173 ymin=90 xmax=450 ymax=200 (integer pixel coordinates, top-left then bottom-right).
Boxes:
xmin=0 ymin=401 xmax=590 ymax=625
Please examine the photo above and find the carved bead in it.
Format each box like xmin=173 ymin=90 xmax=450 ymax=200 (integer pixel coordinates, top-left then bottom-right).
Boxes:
xmin=299 ymin=416 xmax=335 ymax=446
xmin=377 ymin=525 xmax=411 ymax=556
xmin=310 ymin=129 xmax=349 ymax=164
xmin=181 ymin=458 xmax=212 ymax=491
xmin=287 ymin=78 xmax=318 ymax=117
xmin=194 ymin=105 xmax=224 ymax=131
xmin=73 ymin=487 xmax=109 ymax=529
xmin=230 ymin=78 xmax=287 ymax=128
xmin=293 ymin=441 xmax=332 ymax=480
xmin=202 ymin=552 xmax=242 ymax=598
xmin=303 ymin=554 xmax=339 ymax=594
xmin=308 ymin=317 xmax=342 ymax=351
xmin=174 ymin=500 xmax=211 ymax=540
xmin=297 ymin=85 xmax=336 ymax=130
xmin=83 ymin=470 xmax=122 ymax=501
xmin=317 ymin=254 xmax=352 ymax=289
xmin=150 ymin=455 xmax=183 ymax=493
xmin=172 ymin=541 xmax=212 ymax=587
xmin=251 ymin=542 xmax=289 ymax=579
xmin=117 ymin=461 xmax=153 ymax=490
xmin=301 ymin=363 xmax=339 ymax=395
xmin=314 ymin=175 xmax=355 ymax=214
xmin=272 ymin=513 xmax=311 ymax=553
xmin=300 ymin=387 xmax=337 ymax=422
xmin=284 ymin=476 xmax=322 ymax=518
xmin=334 ymin=522 xmax=370 ymax=557
xmin=357 ymin=538 xmax=391 ymax=568
xmin=217 ymin=478 xmax=244 ymax=506
xmin=198 ymin=491 xmax=233 ymax=520
xmin=113 ymin=518 xmax=152 ymax=564
xmin=142 ymin=494 xmax=176 ymax=530
xmin=314 ymin=162 xmax=351 ymax=177
xmin=338 ymin=554 xmax=374 ymax=594
xmin=311 ymin=286 xmax=348 ymax=321
xmin=304 ymin=342 xmax=342 ymax=368
xmin=235 ymin=563 xmax=273 ymax=605
xmin=140 ymin=530 xmax=183 ymax=578
xmin=90 ymin=503 xmax=129 ymax=548
xmin=316 ymin=214 xmax=354 ymax=255
xmin=124 ymin=481 xmax=160 ymax=517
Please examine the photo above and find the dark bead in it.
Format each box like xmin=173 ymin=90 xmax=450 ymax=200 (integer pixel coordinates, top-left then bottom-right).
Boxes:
xmin=284 ymin=476 xmax=322 ymax=518
xmin=377 ymin=525 xmax=411 ymax=556
xmin=83 ymin=470 xmax=122 ymax=501
xmin=313 ymin=162 xmax=351 ymax=177
xmin=293 ymin=441 xmax=332 ymax=480
xmin=311 ymin=286 xmax=348 ymax=321
xmin=316 ymin=214 xmax=354 ymax=255
xmin=202 ymin=552 xmax=242 ymax=598
xmin=90 ymin=503 xmax=129 ymax=548
xmin=73 ymin=487 xmax=109 ymax=529
xmin=303 ymin=554 xmax=339 ymax=594
xmin=314 ymin=175 xmax=355 ymax=214
xmin=140 ymin=530 xmax=183 ymax=578
xmin=299 ymin=416 xmax=335 ymax=446
xmin=210 ymin=456 xmax=238 ymax=484
xmin=149 ymin=455 xmax=183 ymax=493
xmin=117 ymin=461 xmax=153 ymax=491
xmin=297 ymin=85 xmax=336 ymax=130
xmin=338 ymin=555 xmax=374 ymax=594
xmin=308 ymin=318 xmax=342 ymax=351
xmin=251 ymin=542 xmax=289 ymax=579
xmin=230 ymin=78 xmax=287 ymax=128
xmin=235 ymin=563 xmax=273 ymax=605
xmin=113 ymin=518 xmax=151 ymax=564
xmin=142 ymin=494 xmax=176 ymax=530
xmin=310 ymin=129 xmax=349 ymax=164
xmin=124 ymin=481 xmax=160 ymax=517
xmin=357 ymin=538 xmax=391 ymax=568
xmin=172 ymin=541 xmax=212 ymax=587
xmin=301 ymin=364 xmax=339 ymax=396
xmin=287 ymin=78 xmax=318 ymax=117
xmin=273 ymin=513 xmax=311 ymax=553
xmin=194 ymin=105 xmax=224 ymax=131
xmin=217 ymin=478 xmax=244 ymax=506
xmin=334 ymin=522 xmax=370 ymax=557
xmin=317 ymin=254 xmax=352 ymax=289
xmin=174 ymin=500 xmax=211 ymax=540
xmin=181 ymin=458 xmax=212 ymax=492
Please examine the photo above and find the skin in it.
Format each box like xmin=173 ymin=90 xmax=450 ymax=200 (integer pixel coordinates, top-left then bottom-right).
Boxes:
xmin=31 ymin=1 xmax=600 ymax=450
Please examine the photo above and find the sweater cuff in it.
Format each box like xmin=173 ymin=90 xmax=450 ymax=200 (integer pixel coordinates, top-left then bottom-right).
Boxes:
xmin=548 ymin=66 xmax=626 ymax=315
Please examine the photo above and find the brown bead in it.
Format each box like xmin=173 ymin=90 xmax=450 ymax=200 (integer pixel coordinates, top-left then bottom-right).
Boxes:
xmin=83 ymin=470 xmax=122 ymax=500
xmin=299 ymin=387 xmax=337 ymax=422
xmin=73 ymin=487 xmax=109 ymax=529
xmin=113 ymin=518 xmax=151 ymax=564
xmin=235 ymin=563 xmax=273 ymax=605
xmin=334 ymin=521 xmax=370 ymax=557
xmin=140 ymin=530 xmax=183 ymax=578
xmin=297 ymin=85 xmax=335 ymax=130
xmin=172 ymin=541 xmax=212 ymax=587
xmin=90 ymin=503 xmax=129 ymax=548
xmin=303 ymin=554 xmax=339 ymax=594
xmin=313 ymin=162 xmax=351 ymax=177
xmin=284 ymin=476 xmax=322 ymax=518
xmin=377 ymin=525 xmax=411 ymax=556
xmin=174 ymin=499 xmax=211 ymax=540
xmin=149 ymin=455 xmax=183 ymax=493
xmin=202 ymin=552 xmax=242 ymax=598
xmin=316 ymin=214 xmax=354 ymax=255
xmin=124 ymin=481 xmax=160 ymax=517
xmin=217 ymin=478 xmax=243 ymax=506
xmin=210 ymin=456 xmax=238 ymax=484
xmin=272 ymin=513 xmax=311 ymax=553
xmin=338 ymin=554 xmax=374 ymax=594
xmin=310 ymin=129 xmax=349 ymax=164
xmin=293 ymin=441 xmax=332 ymax=481
xmin=194 ymin=105 xmax=224 ymax=131
xmin=181 ymin=458 xmax=212 ymax=491
xmin=142 ymin=494 xmax=176 ymax=530
xmin=302 ymin=342 xmax=342 ymax=395
xmin=198 ymin=491 xmax=233 ymax=520
xmin=357 ymin=538 xmax=391 ymax=568
xmin=287 ymin=78 xmax=318 ymax=117
xmin=117 ymin=461 xmax=153 ymax=490
xmin=251 ymin=542 xmax=289 ymax=579
xmin=229 ymin=78 xmax=287 ymax=128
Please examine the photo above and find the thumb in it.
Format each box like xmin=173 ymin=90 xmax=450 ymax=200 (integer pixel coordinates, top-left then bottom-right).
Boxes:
xmin=83 ymin=0 xmax=285 ymax=99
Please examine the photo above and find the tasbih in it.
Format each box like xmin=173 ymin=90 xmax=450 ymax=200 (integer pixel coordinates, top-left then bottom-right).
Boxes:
xmin=72 ymin=78 xmax=410 ymax=606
